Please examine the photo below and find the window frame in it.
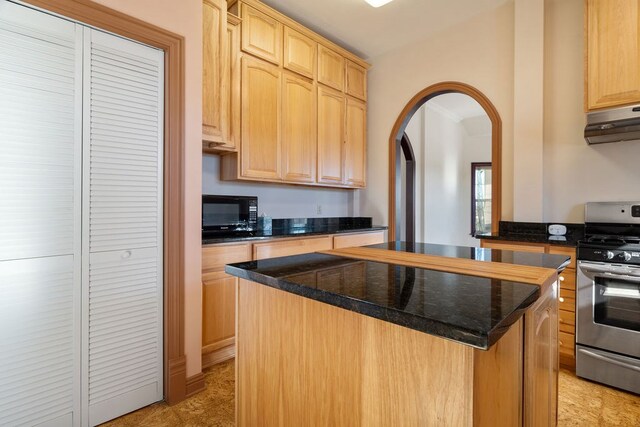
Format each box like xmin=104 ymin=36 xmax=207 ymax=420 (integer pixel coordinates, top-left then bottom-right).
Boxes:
xmin=471 ymin=162 xmax=492 ymax=236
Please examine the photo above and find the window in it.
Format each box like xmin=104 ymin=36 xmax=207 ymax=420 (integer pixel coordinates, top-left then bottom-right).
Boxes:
xmin=471 ymin=163 xmax=492 ymax=236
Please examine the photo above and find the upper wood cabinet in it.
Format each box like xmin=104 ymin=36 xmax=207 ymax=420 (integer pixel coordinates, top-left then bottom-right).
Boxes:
xmin=240 ymin=56 xmax=281 ymax=180
xmin=282 ymin=72 xmax=316 ymax=183
xmin=284 ymin=26 xmax=316 ymax=80
xmin=218 ymin=0 xmax=370 ymax=189
xmin=585 ymin=0 xmax=640 ymax=110
xmin=225 ymin=14 xmax=241 ymax=150
xmin=318 ymin=45 xmax=345 ymax=91
xmin=317 ymin=85 xmax=345 ymax=184
xmin=345 ymin=60 xmax=367 ymax=101
xmin=345 ymin=98 xmax=367 ymax=187
xmin=202 ymin=0 xmax=227 ymax=144
xmin=241 ymin=4 xmax=282 ymax=65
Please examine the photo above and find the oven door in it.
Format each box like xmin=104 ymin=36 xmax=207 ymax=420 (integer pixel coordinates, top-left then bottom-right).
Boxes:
xmin=577 ymin=261 xmax=640 ymax=358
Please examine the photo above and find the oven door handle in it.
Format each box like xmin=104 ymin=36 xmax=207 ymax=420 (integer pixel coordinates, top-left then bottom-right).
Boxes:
xmin=578 ymin=348 xmax=640 ymax=373
xmin=580 ymin=262 xmax=640 ymax=277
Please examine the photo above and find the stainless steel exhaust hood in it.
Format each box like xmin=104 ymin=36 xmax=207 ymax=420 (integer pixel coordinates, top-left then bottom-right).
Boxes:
xmin=584 ymin=104 xmax=640 ymax=144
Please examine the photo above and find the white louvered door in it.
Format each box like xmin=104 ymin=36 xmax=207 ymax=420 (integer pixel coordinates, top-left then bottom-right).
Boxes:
xmin=82 ymin=28 xmax=164 ymax=427
xmin=0 ymin=1 xmax=82 ymax=426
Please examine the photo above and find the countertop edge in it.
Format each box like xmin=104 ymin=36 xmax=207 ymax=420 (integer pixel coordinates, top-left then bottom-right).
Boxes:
xmin=225 ymin=262 xmax=540 ymax=350
xmin=203 ymin=226 xmax=388 ymax=245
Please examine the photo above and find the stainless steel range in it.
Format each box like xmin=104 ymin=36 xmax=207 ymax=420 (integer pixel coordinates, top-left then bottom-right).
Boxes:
xmin=576 ymin=202 xmax=640 ymax=394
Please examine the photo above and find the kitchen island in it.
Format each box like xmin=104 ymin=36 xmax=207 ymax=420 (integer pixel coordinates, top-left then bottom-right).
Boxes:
xmin=226 ymin=242 xmax=570 ymax=426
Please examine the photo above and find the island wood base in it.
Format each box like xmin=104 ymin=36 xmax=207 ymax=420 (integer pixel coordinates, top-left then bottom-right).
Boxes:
xmin=236 ymin=278 xmax=558 ymax=426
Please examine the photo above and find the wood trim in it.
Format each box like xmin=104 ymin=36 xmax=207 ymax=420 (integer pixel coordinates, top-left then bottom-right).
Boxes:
xmin=22 ymin=0 xmax=187 ymax=405
xmin=388 ymin=82 xmax=502 ymax=241
xmin=323 ymin=246 xmax=557 ymax=286
xmin=185 ymin=372 xmax=206 ymax=398
xmin=202 ymin=344 xmax=236 ymax=369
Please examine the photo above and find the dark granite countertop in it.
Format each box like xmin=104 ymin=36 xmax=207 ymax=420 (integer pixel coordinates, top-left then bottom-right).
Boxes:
xmin=475 ymin=221 xmax=584 ymax=247
xmin=225 ymin=242 xmax=570 ymax=350
xmin=203 ymin=216 xmax=387 ymax=244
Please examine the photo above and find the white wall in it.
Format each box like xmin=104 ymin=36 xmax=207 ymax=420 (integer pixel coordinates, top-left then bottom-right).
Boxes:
xmin=403 ymin=104 xmax=491 ymax=246
xmin=202 ymin=154 xmax=356 ymax=218
xmin=543 ymin=0 xmax=640 ymax=222
xmin=361 ymin=2 xmax=515 ymax=229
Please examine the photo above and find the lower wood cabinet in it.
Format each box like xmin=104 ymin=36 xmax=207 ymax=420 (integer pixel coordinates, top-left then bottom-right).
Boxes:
xmin=202 ymin=230 xmax=385 ymax=367
xmin=524 ymin=281 xmax=559 ymax=426
xmin=202 ymin=242 xmax=252 ymax=368
xmin=481 ymin=239 xmax=577 ymax=370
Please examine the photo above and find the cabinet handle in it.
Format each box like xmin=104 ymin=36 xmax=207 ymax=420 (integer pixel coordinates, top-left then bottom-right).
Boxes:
xmin=559 ymin=276 xmax=565 ymax=282
xmin=559 ymin=297 xmax=565 ymax=303
xmin=559 ymin=318 xmax=564 ymax=323
xmin=122 ymin=250 xmax=132 ymax=259
xmin=559 ymin=340 xmax=564 ymax=346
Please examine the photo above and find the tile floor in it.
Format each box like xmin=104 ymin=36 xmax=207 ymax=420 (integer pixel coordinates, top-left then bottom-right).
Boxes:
xmin=103 ymin=362 xmax=639 ymax=426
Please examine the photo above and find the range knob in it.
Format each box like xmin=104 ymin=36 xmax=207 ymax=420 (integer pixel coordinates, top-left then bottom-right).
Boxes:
xmin=624 ymin=252 xmax=632 ymax=262
xmin=607 ymin=251 xmax=615 ymax=260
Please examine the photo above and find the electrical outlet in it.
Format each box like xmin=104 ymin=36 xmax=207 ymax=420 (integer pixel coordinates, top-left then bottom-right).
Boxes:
xmin=316 ymin=204 xmax=322 ymax=215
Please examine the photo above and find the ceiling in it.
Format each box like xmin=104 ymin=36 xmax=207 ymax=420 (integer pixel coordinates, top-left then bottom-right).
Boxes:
xmin=262 ymin=0 xmax=511 ymax=59
xmin=427 ymin=93 xmax=486 ymax=121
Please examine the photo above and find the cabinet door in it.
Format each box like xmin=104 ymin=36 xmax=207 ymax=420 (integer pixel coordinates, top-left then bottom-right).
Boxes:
xmin=318 ymin=44 xmax=344 ymax=91
xmin=0 ymin=3 xmax=82 ymax=426
xmin=345 ymin=59 xmax=367 ymax=101
xmin=241 ymin=56 xmax=281 ymax=180
xmin=225 ymin=16 xmax=241 ymax=150
xmin=83 ymin=28 xmax=164 ymax=426
xmin=284 ymin=26 xmax=316 ymax=79
xmin=524 ymin=283 xmax=558 ymax=427
xmin=203 ymin=274 xmax=237 ymax=352
xmin=586 ymin=0 xmax=640 ymax=110
xmin=202 ymin=0 xmax=227 ymax=143
xmin=317 ymin=86 xmax=345 ymax=184
xmin=241 ymin=4 xmax=282 ymax=65
xmin=282 ymin=72 xmax=316 ymax=183
xmin=344 ymin=97 xmax=367 ymax=187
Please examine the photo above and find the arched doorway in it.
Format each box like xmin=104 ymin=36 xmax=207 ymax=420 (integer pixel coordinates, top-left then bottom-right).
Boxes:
xmin=388 ymin=81 xmax=502 ymax=241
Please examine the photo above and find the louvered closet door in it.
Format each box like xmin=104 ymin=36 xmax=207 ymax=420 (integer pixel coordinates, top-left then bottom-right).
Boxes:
xmin=0 ymin=2 xmax=82 ymax=426
xmin=82 ymin=28 xmax=164 ymax=426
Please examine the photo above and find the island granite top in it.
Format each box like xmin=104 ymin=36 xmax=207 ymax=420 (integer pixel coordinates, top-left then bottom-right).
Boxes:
xmin=225 ymin=242 xmax=570 ymax=350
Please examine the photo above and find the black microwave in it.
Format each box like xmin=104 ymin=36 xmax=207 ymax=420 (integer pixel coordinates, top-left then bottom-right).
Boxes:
xmin=202 ymin=195 xmax=258 ymax=236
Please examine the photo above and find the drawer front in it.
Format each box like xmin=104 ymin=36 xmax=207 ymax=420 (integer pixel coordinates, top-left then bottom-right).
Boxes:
xmin=559 ymin=309 xmax=575 ymax=334
xmin=203 ymin=243 xmax=253 ymax=271
xmin=254 ymin=236 xmax=333 ymax=260
xmin=333 ymin=231 xmax=385 ymax=249
xmin=559 ymin=289 xmax=576 ymax=313
xmin=559 ymin=331 xmax=575 ymax=357
xmin=548 ymin=246 xmax=576 ymax=269
xmin=559 ymin=268 xmax=576 ymax=291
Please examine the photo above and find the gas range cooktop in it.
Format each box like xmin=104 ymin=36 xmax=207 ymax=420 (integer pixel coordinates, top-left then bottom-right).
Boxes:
xmin=577 ymin=201 xmax=640 ymax=265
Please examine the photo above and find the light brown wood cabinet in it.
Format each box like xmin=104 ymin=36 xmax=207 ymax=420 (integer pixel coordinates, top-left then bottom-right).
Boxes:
xmin=345 ymin=59 xmax=367 ymax=101
xmin=317 ymin=85 xmax=345 ymax=185
xmin=201 ymin=242 xmax=252 ymax=368
xmin=202 ymin=0 xmax=227 ymax=145
xmin=239 ymin=56 xmax=281 ymax=179
xmin=225 ymin=14 xmax=241 ymax=150
xmin=241 ymin=4 xmax=282 ymax=65
xmin=345 ymin=97 xmax=367 ymax=187
xmin=585 ymin=0 xmax=640 ymax=110
xmin=524 ymin=281 xmax=559 ymax=426
xmin=283 ymin=26 xmax=316 ymax=80
xmin=282 ymin=72 xmax=316 ymax=183
xmin=202 ymin=230 xmax=385 ymax=367
xmin=318 ymin=44 xmax=345 ymax=91
xmin=481 ymin=239 xmax=578 ymax=370
xmin=216 ymin=0 xmax=369 ymax=189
